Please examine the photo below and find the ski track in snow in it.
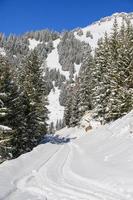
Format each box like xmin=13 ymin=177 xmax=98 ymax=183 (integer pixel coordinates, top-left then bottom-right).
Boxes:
xmin=1 ymin=111 xmax=133 ymax=200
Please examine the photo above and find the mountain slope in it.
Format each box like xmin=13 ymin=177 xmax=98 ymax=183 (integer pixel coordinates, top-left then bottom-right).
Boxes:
xmin=74 ymin=12 xmax=133 ymax=50
xmin=46 ymin=38 xmax=70 ymax=79
xmin=0 ymin=111 xmax=133 ymax=200
xmin=46 ymin=12 xmax=133 ymax=126
xmin=1 ymin=12 xmax=132 ymax=127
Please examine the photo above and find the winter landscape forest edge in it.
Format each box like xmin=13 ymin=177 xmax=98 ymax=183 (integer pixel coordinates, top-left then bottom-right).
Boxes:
xmin=0 ymin=12 xmax=133 ymax=163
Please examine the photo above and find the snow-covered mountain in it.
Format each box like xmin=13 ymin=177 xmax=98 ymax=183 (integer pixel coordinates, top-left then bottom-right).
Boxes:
xmin=45 ymin=12 xmax=133 ymax=126
xmin=1 ymin=12 xmax=132 ymax=126
xmin=0 ymin=110 xmax=133 ymax=200
xmin=1 ymin=12 xmax=133 ymax=199
xmin=28 ymin=12 xmax=133 ymax=53
xmin=74 ymin=12 xmax=133 ymax=50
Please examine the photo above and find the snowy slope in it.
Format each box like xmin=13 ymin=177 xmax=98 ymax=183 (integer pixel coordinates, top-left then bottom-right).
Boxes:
xmin=74 ymin=12 xmax=133 ymax=50
xmin=46 ymin=39 xmax=70 ymax=126
xmin=46 ymin=12 xmax=133 ymax=126
xmin=47 ymin=86 xmax=64 ymax=126
xmin=1 ymin=111 xmax=133 ymax=200
xmin=46 ymin=38 xmax=70 ymax=79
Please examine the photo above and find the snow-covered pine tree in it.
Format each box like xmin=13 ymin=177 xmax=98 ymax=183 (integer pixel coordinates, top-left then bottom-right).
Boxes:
xmin=59 ymin=83 xmax=69 ymax=106
xmin=0 ymin=56 xmax=9 ymax=124
xmin=69 ymin=83 xmax=80 ymax=127
xmin=117 ymin=18 xmax=129 ymax=86
xmin=92 ymin=33 xmax=111 ymax=123
xmin=78 ymin=44 xmax=94 ymax=120
xmin=105 ymin=18 xmax=133 ymax=121
xmin=125 ymin=19 xmax=133 ymax=90
xmin=6 ymin=82 xmax=30 ymax=158
xmin=22 ymin=50 xmax=49 ymax=149
xmin=0 ymin=56 xmax=13 ymax=162
xmin=63 ymin=85 xmax=73 ymax=127
xmin=0 ymin=55 xmax=32 ymax=159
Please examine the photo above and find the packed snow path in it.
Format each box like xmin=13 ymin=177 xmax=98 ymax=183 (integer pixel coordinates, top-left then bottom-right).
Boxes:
xmin=1 ymin=112 xmax=133 ymax=200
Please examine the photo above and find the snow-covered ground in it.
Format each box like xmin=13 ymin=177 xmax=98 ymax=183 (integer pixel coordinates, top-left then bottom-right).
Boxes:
xmin=1 ymin=111 xmax=133 ymax=200
xmin=47 ymin=86 xmax=64 ymax=126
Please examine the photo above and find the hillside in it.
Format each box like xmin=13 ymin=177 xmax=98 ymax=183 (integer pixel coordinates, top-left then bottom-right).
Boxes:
xmin=0 ymin=111 xmax=133 ymax=200
xmin=44 ymin=12 xmax=133 ymax=127
xmin=0 ymin=12 xmax=133 ymax=128
xmin=0 ymin=11 xmax=133 ymax=199
xmin=0 ymin=11 xmax=133 ymax=163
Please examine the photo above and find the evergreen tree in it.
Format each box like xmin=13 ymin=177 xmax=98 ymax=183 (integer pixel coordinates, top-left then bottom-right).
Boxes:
xmin=92 ymin=34 xmax=111 ymax=122
xmin=0 ymin=56 xmax=9 ymax=124
xmin=125 ymin=19 xmax=133 ymax=90
xmin=0 ymin=55 xmax=31 ymax=159
xmin=63 ymin=86 xmax=73 ymax=127
xmin=69 ymin=83 xmax=80 ymax=127
xmin=6 ymin=84 xmax=30 ymax=157
xmin=0 ymin=56 xmax=13 ymax=162
xmin=105 ymin=18 xmax=133 ymax=121
xmin=78 ymin=45 xmax=94 ymax=119
xmin=22 ymin=50 xmax=48 ymax=148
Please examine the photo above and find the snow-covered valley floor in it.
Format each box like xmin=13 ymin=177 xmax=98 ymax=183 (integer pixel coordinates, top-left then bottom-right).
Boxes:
xmin=1 ymin=111 xmax=133 ymax=200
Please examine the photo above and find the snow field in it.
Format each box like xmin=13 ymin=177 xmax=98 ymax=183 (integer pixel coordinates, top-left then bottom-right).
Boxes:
xmin=1 ymin=111 xmax=133 ymax=199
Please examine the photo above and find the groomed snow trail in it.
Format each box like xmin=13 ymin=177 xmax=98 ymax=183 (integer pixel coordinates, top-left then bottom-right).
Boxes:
xmin=1 ymin=112 xmax=133 ymax=200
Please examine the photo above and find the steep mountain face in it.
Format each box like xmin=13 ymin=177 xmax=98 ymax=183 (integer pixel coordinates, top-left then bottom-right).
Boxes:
xmin=0 ymin=12 xmax=133 ymax=129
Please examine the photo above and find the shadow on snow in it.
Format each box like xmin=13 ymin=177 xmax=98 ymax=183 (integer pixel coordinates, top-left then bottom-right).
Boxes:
xmin=41 ymin=134 xmax=76 ymax=145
